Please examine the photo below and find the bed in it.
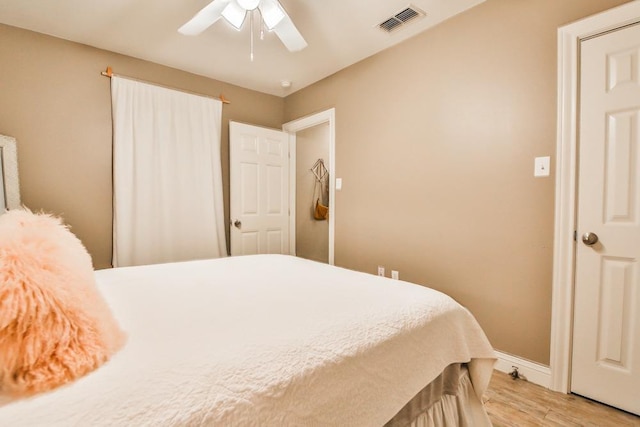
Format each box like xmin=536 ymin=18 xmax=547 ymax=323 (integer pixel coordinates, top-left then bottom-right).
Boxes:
xmin=0 ymin=254 xmax=496 ymax=426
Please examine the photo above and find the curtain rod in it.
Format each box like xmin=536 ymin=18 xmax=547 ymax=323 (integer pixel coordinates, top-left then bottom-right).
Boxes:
xmin=100 ymin=66 xmax=231 ymax=105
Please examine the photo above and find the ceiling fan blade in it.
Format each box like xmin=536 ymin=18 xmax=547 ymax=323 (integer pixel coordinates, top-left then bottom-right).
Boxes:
xmin=257 ymin=0 xmax=285 ymax=30
xmin=272 ymin=14 xmax=308 ymax=52
xmin=178 ymin=0 xmax=232 ymax=36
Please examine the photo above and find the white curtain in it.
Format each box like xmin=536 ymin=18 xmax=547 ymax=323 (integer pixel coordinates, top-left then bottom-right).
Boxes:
xmin=111 ymin=76 xmax=227 ymax=267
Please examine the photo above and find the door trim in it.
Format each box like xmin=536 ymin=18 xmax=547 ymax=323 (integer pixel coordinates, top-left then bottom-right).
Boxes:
xmin=283 ymin=108 xmax=336 ymax=265
xmin=551 ymin=1 xmax=640 ymax=393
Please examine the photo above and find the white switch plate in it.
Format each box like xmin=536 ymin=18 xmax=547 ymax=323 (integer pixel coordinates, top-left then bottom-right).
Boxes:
xmin=377 ymin=266 xmax=385 ymax=277
xmin=336 ymin=178 xmax=342 ymax=190
xmin=534 ymin=156 xmax=551 ymax=177
xmin=391 ymin=270 xmax=399 ymax=280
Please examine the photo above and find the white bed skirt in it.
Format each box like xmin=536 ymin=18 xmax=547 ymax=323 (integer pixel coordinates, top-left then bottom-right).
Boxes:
xmin=385 ymin=364 xmax=492 ymax=427
xmin=409 ymin=369 xmax=491 ymax=427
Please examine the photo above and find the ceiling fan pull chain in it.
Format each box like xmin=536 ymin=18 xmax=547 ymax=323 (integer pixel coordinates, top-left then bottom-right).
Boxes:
xmin=250 ymin=10 xmax=254 ymax=62
xmin=260 ymin=14 xmax=265 ymax=41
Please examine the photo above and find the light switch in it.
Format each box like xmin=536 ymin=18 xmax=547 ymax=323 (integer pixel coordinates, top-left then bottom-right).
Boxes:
xmin=534 ymin=157 xmax=551 ymax=177
xmin=336 ymin=178 xmax=342 ymax=190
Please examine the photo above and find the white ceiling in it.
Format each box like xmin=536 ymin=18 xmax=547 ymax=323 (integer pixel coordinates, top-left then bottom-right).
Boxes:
xmin=0 ymin=0 xmax=485 ymax=97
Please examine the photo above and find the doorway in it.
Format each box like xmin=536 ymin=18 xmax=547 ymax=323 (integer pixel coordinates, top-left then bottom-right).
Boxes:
xmin=283 ymin=108 xmax=336 ymax=265
xmin=551 ymin=0 xmax=640 ymax=413
xmin=295 ymin=123 xmax=330 ymax=263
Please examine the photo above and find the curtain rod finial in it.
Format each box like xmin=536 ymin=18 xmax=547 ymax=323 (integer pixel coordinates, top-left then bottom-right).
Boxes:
xmin=219 ymin=94 xmax=230 ymax=105
xmin=101 ymin=66 xmax=113 ymax=77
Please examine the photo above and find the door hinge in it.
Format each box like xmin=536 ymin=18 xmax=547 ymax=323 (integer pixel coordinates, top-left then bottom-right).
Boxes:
xmin=573 ymin=230 xmax=577 ymax=241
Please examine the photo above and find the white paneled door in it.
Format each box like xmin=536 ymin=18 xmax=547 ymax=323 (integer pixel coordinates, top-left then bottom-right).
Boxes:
xmin=229 ymin=122 xmax=290 ymax=256
xmin=572 ymin=23 xmax=640 ymax=415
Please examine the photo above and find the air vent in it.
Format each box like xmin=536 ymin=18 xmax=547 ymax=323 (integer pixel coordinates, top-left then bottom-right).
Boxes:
xmin=378 ymin=5 xmax=426 ymax=33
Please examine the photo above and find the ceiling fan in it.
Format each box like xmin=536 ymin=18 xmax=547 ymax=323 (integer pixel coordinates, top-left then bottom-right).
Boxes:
xmin=179 ymin=0 xmax=307 ymax=54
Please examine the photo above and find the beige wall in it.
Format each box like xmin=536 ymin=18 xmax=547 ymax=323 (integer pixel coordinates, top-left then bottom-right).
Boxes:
xmin=283 ymin=0 xmax=631 ymax=364
xmin=0 ymin=24 xmax=284 ymax=269
xmin=296 ymin=123 xmax=330 ymax=263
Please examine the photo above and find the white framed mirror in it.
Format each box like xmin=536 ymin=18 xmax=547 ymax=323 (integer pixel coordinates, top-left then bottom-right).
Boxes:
xmin=0 ymin=134 xmax=21 ymax=213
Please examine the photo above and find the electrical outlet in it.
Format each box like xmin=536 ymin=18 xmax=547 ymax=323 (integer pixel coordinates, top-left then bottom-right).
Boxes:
xmin=377 ymin=266 xmax=385 ymax=277
xmin=391 ymin=270 xmax=399 ymax=280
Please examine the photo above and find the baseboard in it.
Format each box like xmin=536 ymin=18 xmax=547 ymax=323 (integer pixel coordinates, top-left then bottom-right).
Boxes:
xmin=494 ymin=350 xmax=551 ymax=388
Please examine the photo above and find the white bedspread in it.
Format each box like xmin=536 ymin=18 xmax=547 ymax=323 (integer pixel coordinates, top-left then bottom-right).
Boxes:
xmin=0 ymin=255 xmax=496 ymax=426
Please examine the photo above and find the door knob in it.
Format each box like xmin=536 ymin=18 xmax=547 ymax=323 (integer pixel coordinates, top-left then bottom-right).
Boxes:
xmin=581 ymin=232 xmax=598 ymax=246
xmin=234 ymin=220 xmax=242 ymax=229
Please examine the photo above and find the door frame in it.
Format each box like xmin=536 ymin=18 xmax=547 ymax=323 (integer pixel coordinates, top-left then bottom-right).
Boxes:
xmin=551 ymin=1 xmax=640 ymax=394
xmin=283 ymin=108 xmax=336 ymax=265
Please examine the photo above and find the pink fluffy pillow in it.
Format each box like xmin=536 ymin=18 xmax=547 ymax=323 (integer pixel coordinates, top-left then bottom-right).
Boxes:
xmin=0 ymin=209 xmax=125 ymax=397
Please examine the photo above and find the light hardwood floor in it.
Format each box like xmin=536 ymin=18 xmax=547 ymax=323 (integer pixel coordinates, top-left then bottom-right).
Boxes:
xmin=484 ymin=371 xmax=640 ymax=426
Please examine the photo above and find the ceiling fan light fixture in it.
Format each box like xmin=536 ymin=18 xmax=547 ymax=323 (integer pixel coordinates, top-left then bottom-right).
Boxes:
xmin=179 ymin=0 xmax=307 ymax=54
xmin=259 ymin=1 xmax=285 ymax=30
xmin=221 ymin=2 xmax=247 ymax=30
xmin=237 ymin=0 xmax=260 ymax=11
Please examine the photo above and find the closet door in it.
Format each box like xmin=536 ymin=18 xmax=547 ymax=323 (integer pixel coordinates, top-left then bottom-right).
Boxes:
xmin=571 ymin=22 xmax=640 ymax=416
